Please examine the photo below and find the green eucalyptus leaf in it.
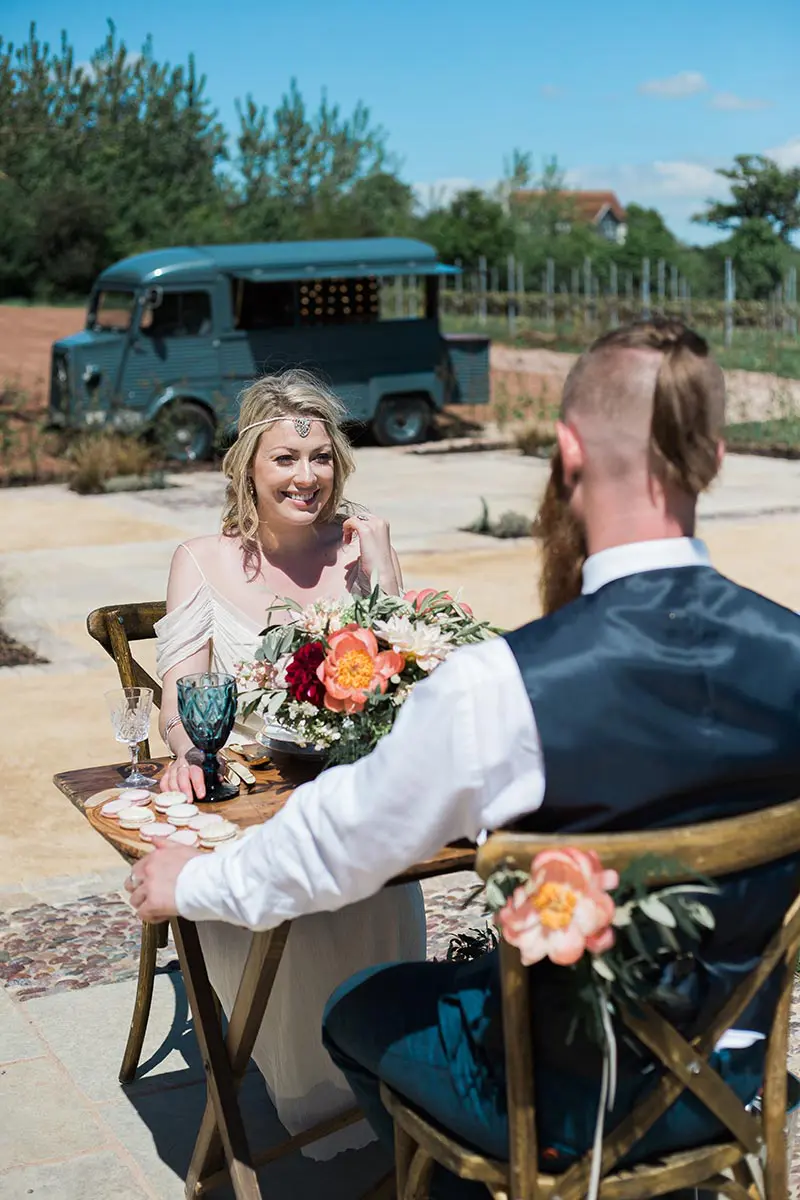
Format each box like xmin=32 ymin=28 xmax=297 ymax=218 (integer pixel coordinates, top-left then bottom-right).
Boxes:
xmin=638 ymin=895 xmax=677 ymax=928
xmin=592 ymin=956 xmax=616 ymax=982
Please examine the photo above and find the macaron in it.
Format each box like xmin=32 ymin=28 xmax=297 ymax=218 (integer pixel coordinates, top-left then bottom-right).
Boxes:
xmin=153 ymin=791 xmax=189 ymax=813
xmin=167 ymin=828 xmax=199 ymax=847
xmin=165 ymin=803 xmax=199 ymax=826
xmin=139 ymin=822 xmax=177 ymax=843
xmin=198 ymin=820 xmax=238 ymax=848
xmin=120 ymin=788 xmax=153 ymax=805
xmin=187 ymin=813 xmax=225 ymax=832
xmin=118 ymin=807 xmax=154 ymax=830
xmin=101 ymin=797 xmax=132 ymax=818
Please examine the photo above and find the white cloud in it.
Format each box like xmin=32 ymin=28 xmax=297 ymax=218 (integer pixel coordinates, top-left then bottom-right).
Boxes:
xmin=710 ymin=92 xmax=771 ymax=111
xmin=412 ymin=177 xmax=494 ymax=211
xmin=766 ymin=136 xmax=800 ymax=168
xmin=540 ymin=84 xmax=565 ymax=100
xmin=638 ymin=71 xmax=708 ymax=98
xmin=567 ymin=159 xmax=719 ymax=201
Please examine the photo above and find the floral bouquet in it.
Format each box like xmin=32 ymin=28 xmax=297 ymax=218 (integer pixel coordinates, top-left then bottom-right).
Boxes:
xmin=235 ymin=584 xmax=496 ymax=766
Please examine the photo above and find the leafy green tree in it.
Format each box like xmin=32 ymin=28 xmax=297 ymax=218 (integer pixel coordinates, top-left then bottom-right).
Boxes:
xmin=419 ymin=188 xmax=514 ymax=267
xmin=695 ymin=155 xmax=800 ymax=243
xmin=704 ymin=219 xmax=789 ymax=300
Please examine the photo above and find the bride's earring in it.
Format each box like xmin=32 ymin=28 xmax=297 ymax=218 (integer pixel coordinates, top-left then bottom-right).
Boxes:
xmin=248 ymin=478 xmax=257 ymax=501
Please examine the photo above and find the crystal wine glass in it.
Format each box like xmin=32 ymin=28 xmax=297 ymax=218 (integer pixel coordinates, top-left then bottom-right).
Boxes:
xmin=105 ymin=687 xmax=154 ymax=788
xmin=177 ymin=672 xmax=239 ymax=802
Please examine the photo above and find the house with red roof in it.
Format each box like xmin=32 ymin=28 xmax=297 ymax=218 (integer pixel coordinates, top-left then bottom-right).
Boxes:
xmin=510 ymin=189 xmax=628 ymax=244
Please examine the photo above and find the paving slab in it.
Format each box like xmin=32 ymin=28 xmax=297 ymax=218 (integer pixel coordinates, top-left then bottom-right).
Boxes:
xmin=24 ymin=972 xmax=207 ymax=1103
xmin=101 ymin=1068 xmax=389 ymax=1200
xmin=0 ymin=1056 xmax=108 ymax=1169
xmin=0 ymin=986 xmax=47 ymax=1064
xmin=0 ymin=1152 xmax=152 ymax=1199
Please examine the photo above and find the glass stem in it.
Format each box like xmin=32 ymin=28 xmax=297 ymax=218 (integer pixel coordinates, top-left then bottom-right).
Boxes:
xmin=202 ymin=752 xmax=218 ymax=800
xmin=130 ymin=741 xmax=140 ymax=771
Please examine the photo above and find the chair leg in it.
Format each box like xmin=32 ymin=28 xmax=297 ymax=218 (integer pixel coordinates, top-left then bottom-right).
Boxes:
xmin=157 ymin=921 xmax=169 ymax=949
xmin=119 ymin=920 xmax=160 ymax=1084
xmin=394 ymin=1121 xmax=415 ymax=1200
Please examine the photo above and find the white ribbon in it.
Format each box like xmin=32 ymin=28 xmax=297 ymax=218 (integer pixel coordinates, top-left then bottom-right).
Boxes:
xmin=587 ymin=996 xmax=618 ymax=1200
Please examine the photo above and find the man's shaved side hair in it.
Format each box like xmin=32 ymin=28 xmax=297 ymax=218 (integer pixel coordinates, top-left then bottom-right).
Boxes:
xmin=561 ymin=318 xmax=726 ymax=495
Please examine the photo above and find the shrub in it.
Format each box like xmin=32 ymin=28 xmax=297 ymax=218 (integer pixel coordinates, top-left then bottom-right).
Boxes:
xmin=461 ymin=497 xmax=532 ymax=539
xmin=67 ymin=433 xmax=157 ymax=494
xmin=515 ymin=422 xmax=556 ymax=457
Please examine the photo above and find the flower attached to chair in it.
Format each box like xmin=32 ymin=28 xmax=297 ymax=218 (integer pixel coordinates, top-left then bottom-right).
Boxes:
xmin=317 ymin=626 xmax=405 ymax=715
xmin=497 ymin=849 xmax=619 ymax=967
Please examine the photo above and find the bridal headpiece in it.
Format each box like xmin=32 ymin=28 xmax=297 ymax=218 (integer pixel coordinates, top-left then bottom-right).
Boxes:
xmin=239 ymin=415 xmax=321 ymax=438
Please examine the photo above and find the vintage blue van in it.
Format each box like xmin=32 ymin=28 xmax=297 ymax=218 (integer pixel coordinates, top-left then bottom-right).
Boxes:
xmin=48 ymin=237 xmax=489 ymax=457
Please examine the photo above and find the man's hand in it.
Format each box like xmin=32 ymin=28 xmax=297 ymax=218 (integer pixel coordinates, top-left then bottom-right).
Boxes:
xmin=125 ymin=845 xmax=203 ymax=922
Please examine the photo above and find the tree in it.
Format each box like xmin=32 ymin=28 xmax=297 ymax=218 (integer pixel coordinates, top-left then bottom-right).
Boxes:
xmin=706 ymin=219 xmax=789 ymax=300
xmin=418 ymin=188 xmax=514 ymax=267
xmin=695 ymin=154 xmax=800 ymax=243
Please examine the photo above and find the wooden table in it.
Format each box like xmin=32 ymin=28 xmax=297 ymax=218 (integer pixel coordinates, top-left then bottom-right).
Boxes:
xmin=54 ymin=756 xmax=475 ymax=1199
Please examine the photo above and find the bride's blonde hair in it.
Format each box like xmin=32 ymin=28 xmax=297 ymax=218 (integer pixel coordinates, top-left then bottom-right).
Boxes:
xmin=221 ymin=369 xmax=355 ymax=576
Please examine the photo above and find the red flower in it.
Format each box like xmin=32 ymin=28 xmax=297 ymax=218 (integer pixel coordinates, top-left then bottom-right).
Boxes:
xmin=285 ymin=642 xmax=326 ymax=707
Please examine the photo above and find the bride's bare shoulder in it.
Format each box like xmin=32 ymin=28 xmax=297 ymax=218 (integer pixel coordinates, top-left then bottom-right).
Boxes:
xmin=173 ymin=534 xmax=239 ymax=573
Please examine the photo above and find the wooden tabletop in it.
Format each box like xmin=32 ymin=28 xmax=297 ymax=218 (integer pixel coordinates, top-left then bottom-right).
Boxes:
xmin=53 ymin=756 xmax=476 ymax=884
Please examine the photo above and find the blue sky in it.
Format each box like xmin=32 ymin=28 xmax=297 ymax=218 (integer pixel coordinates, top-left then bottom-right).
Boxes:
xmin=3 ymin=0 xmax=798 ymax=244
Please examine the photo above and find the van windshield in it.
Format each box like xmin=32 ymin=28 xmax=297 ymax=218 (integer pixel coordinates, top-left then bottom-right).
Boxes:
xmin=87 ymin=289 xmax=136 ymax=333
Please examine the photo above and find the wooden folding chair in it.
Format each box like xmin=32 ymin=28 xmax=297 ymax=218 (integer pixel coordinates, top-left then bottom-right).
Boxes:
xmin=382 ymin=797 xmax=800 ymax=1200
xmin=87 ymin=601 xmax=167 ymax=1084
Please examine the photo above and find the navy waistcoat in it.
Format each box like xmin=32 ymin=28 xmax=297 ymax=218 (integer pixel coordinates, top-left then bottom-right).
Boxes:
xmin=501 ymin=565 xmax=800 ymax=1046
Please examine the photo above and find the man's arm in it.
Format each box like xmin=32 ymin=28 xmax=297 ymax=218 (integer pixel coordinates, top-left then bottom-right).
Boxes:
xmin=171 ymin=638 xmax=544 ymax=930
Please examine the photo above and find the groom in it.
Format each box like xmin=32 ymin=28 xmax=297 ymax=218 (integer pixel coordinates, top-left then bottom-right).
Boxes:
xmin=129 ymin=319 xmax=800 ymax=1191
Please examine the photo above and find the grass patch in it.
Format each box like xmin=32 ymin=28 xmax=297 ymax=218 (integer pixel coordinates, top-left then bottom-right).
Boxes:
xmin=442 ymin=314 xmax=800 ymax=381
xmin=67 ymin=432 xmax=162 ymax=494
xmin=725 ymin=417 xmax=800 ymax=458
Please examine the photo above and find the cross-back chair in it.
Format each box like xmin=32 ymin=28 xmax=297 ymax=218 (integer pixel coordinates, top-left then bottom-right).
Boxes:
xmin=87 ymin=601 xmax=167 ymax=1084
xmin=381 ymin=798 xmax=800 ymax=1200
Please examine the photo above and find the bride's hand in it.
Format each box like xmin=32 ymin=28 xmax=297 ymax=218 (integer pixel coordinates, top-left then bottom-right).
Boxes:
xmin=160 ymin=748 xmax=209 ymax=800
xmin=342 ymin=512 xmax=401 ymax=594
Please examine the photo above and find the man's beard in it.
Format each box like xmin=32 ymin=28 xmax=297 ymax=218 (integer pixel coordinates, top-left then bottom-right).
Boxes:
xmin=534 ymin=449 xmax=587 ymax=616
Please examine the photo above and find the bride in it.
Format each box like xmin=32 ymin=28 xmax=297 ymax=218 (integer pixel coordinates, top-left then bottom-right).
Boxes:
xmin=154 ymin=369 xmax=426 ymax=1157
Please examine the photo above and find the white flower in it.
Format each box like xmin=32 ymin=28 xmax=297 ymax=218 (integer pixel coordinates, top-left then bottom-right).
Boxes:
xmin=298 ymin=598 xmax=347 ymax=635
xmin=391 ymin=681 xmax=418 ymax=707
xmin=372 ymin=614 xmax=454 ymax=672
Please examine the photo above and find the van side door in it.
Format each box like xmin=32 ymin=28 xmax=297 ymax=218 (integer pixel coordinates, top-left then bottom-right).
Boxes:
xmin=120 ymin=289 xmax=220 ymax=420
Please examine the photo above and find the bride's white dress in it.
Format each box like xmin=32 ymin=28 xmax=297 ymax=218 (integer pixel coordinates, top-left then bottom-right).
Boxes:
xmin=155 ymin=563 xmax=427 ymax=1158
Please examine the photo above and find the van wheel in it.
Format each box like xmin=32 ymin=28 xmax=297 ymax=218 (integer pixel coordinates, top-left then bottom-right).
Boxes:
xmin=372 ymin=395 xmax=431 ymax=447
xmin=155 ymin=401 xmax=216 ymax=462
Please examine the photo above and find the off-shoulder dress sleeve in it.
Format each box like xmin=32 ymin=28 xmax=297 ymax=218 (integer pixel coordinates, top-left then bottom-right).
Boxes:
xmin=154 ymin=582 xmax=214 ymax=679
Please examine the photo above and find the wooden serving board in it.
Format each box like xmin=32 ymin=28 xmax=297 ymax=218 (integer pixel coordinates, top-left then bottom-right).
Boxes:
xmin=77 ymin=756 xmax=296 ymax=862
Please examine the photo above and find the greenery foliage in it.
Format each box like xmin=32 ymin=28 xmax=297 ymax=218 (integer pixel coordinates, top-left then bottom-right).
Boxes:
xmin=1 ymin=24 xmax=798 ymax=303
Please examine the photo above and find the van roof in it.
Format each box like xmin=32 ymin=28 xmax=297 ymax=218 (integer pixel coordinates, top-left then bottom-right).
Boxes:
xmin=98 ymin=237 xmax=457 ymax=286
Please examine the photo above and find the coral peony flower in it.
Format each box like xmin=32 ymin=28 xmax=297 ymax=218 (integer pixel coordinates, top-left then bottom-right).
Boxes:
xmin=317 ymin=625 xmax=405 ymax=714
xmin=372 ymin=614 xmax=454 ymax=672
xmin=404 ymin=589 xmax=473 ymax=617
xmin=497 ymin=848 xmax=618 ymax=967
xmin=285 ymin=642 xmax=326 ymax=707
